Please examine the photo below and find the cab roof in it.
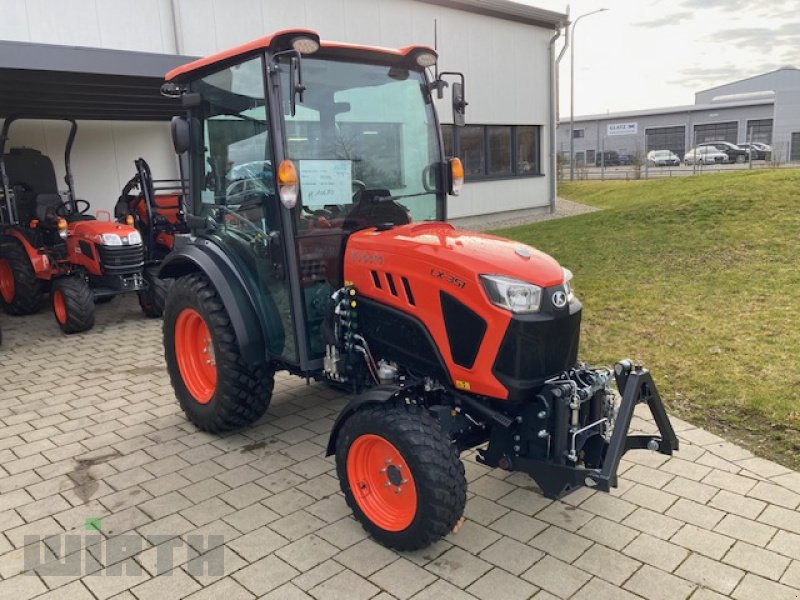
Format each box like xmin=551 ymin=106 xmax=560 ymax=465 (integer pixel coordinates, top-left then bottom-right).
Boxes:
xmin=165 ymin=29 xmax=436 ymax=84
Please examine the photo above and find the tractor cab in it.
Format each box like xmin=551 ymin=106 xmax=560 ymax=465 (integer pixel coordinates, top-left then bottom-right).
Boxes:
xmin=162 ymin=30 xmax=464 ymax=368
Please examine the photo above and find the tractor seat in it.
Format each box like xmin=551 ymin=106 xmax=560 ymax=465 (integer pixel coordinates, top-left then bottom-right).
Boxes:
xmin=343 ymin=189 xmax=411 ymax=230
xmin=2 ymin=148 xmax=61 ymax=224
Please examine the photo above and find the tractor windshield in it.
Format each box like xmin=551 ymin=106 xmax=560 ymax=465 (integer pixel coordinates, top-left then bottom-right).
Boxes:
xmin=281 ymin=58 xmax=441 ymax=229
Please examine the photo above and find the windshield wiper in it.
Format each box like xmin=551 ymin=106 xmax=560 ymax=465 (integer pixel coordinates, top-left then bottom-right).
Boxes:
xmin=372 ymin=191 xmax=435 ymax=203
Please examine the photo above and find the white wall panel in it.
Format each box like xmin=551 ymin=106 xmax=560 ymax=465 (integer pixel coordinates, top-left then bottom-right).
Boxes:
xmin=25 ymin=0 xmax=102 ymax=47
xmin=2 ymin=0 xmax=556 ymax=218
xmin=0 ymin=0 xmax=31 ymax=42
xmin=95 ymin=0 xmax=170 ymax=53
xmin=174 ymin=0 xmax=217 ymax=56
xmin=211 ymin=0 xmax=266 ymax=51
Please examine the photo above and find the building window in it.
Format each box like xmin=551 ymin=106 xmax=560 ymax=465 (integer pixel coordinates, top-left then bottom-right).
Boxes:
xmin=694 ymin=121 xmax=737 ymax=144
xmin=460 ymin=126 xmax=485 ymax=177
xmin=746 ymin=119 xmax=773 ymax=144
xmin=487 ymin=126 xmax=512 ymax=176
xmin=585 ymin=149 xmax=596 ymax=165
xmin=444 ymin=124 xmax=542 ymax=180
xmin=573 ymin=129 xmax=585 ymax=139
xmin=645 ymin=125 xmax=686 ymax=158
xmin=517 ymin=126 xmax=540 ymax=174
xmin=791 ymin=132 xmax=800 ymax=161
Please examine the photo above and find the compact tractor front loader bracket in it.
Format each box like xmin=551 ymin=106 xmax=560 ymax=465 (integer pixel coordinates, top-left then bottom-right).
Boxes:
xmin=486 ymin=361 xmax=679 ymax=500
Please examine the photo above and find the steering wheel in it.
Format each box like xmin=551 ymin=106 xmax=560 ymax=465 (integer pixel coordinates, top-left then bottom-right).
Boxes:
xmin=352 ymin=179 xmax=367 ymax=202
xmin=56 ymin=199 xmax=91 ymax=216
xmin=215 ymin=206 xmax=266 ymax=243
xmin=302 ymin=205 xmax=333 ymax=220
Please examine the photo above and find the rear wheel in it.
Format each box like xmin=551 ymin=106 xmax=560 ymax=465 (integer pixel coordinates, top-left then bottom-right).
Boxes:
xmin=0 ymin=241 xmax=43 ymax=315
xmin=336 ymin=403 xmax=466 ymax=551
xmin=51 ymin=276 xmax=95 ymax=334
xmin=163 ymin=273 xmax=274 ymax=432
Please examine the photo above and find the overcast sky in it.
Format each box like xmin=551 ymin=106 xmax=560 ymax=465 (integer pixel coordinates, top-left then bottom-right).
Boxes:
xmin=523 ymin=0 xmax=799 ymax=117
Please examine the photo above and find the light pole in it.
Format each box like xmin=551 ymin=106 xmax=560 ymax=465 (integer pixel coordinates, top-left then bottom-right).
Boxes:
xmin=569 ymin=8 xmax=608 ymax=181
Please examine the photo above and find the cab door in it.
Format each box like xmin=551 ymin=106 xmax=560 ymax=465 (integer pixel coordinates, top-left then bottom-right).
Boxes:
xmin=192 ymin=55 xmax=299 ymax=364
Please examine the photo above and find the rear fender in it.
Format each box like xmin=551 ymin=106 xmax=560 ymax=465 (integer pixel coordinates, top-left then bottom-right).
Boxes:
xmin=159 ymin=240 xmax=269 ymax=366
xmin=2 ymin=230 xmax=53 ymax=279
xmin=325 ymin=385 xmax=405 ymax=456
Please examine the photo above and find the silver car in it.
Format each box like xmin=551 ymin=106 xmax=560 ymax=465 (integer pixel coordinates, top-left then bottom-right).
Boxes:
xmin=683 ymin=147 xmax=728 ymax=165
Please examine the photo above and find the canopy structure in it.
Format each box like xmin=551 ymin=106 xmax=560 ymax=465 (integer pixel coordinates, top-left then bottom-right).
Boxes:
xmin=0 ymin=40 xmax=196 ymax=121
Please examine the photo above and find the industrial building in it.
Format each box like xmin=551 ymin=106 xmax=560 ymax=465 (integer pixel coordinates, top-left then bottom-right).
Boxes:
xmin=0 ymin=0 xmax=566 ymax=222
xmin=558 ymin=67 xmax=800 ymax=165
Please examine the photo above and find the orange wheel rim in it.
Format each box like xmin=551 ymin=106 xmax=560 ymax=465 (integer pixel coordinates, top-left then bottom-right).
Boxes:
xmin=53 ymin=290 xmax=67 ymax=324
xmin=347 ymin=434 xmax=418 ymax=531
xmin=0 ymin=259 xmax=13 ymax=303
xmin=175 ymin=308 xmax=217 ymax=404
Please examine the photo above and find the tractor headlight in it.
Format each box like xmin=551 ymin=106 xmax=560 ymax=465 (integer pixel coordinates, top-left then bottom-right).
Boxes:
xmin=481 ymin=275 xmax=542 ymax=313
xmin=127 ymin=231 xmax=142 ymax=245
xmin=101 ymin=233 xmax=123 ymax=246
xmin=563 ymin=267 xmax=575 ymax=302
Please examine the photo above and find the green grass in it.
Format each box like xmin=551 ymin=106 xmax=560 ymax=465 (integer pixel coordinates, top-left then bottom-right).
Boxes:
xmin=493 ymin=169 xmax=800 ymax=469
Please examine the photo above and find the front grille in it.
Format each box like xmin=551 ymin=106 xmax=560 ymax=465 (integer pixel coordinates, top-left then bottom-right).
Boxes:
xmin=493 ymin=304 xmax=582 ymax=402
xmin=98 ymin=243 xmax=144 ymax=275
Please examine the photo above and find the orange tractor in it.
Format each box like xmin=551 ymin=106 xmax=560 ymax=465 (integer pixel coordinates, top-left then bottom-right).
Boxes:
xmin=116 ymin=157 xmax=188 ymax=317
xmin=0 ymin=118 xmax=146 ymax=333
xmin=158 ymin=29 xmax=678 ymax=550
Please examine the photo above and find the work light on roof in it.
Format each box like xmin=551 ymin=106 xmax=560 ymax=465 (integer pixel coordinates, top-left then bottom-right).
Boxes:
xmin=415 ymin=52 xmax=437 ymax=68
xmin=291 ymin=36 xmax=320 ymax=55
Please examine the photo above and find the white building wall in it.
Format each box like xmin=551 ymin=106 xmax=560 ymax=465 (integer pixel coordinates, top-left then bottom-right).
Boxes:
xmin=0 ymin=0 xmax=556 ymax=219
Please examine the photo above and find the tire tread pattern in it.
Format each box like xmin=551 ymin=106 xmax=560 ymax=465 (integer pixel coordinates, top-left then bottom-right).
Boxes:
xmin=1 ymin=240 xmax=43 ymax=315
xmin=164 ymin=273 xmax=274 ymax=432
xmin=52 ymin=276 xmax=95 ymax=333
xmin=336 ymin=403 xmax=466 ymax=551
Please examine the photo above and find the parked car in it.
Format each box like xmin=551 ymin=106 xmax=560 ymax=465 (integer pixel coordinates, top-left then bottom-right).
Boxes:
xmin=617 ymin=153 xmax=632 ymax=166
xmin=697 ymin=141 xmax=747 ymax=163
xmin=684 ymin=146 xmax=728 ymax=165
xmin=595 ymin=150 xmax=620 ymax=167
xmin=646 ymin=150 xmax=681 ymax=167
xmin=740 ymin=142 xmax=771 ymax=160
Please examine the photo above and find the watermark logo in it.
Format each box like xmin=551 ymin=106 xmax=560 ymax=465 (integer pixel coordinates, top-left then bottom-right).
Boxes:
xmin=24 ymin=533 xmax=225 ymax=577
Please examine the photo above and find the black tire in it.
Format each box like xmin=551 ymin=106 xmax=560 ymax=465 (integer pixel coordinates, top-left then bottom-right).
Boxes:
xmin=51 ymin=276 xmax=95 ymax=334
xmin=0 ymin=240 xmax=43 ymax=315
xmin=335 ymin=403 xmax=467 ymax=551
xmin=139 ymin=267 xmax=170 ymax=318
xmin=163 ymin=273 xmax=274 ymax=432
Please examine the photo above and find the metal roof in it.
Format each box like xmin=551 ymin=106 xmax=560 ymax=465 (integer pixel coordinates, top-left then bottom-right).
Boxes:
xmin=417 ymin=0 xmax=567 ymax=28
xmin=0 ymin=40 xmax=196 ymax=121
xmin=561 ymin=98 xmax=775 ymax=125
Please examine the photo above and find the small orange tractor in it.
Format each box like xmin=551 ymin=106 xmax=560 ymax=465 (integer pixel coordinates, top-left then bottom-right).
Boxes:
xmin=157 ymin=29 xmax=678 ymax=550
xmin=0 ymin=118 xmax=146 ymax=333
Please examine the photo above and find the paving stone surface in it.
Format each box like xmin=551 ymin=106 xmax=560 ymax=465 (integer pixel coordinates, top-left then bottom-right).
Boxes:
xmin=2 ymin=298 xmax=800 ymax=598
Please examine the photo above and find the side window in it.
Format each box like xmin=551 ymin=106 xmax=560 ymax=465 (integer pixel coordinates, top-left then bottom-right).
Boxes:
xmin=196 ymin=57 xmax=273 ymax=230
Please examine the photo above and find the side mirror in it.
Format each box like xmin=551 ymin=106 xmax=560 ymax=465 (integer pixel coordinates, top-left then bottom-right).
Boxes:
xmin=452 ymin=82 xmax=467 ymax=127
xmin=170 ymin=117 xmax=191 ymax=155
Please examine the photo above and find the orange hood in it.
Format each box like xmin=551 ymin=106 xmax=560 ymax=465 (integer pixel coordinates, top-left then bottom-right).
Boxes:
xmin=347 ymin=222 xmax=564 ymax=288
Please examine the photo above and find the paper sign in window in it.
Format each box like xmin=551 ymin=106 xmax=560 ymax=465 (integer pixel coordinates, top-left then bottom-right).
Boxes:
xmin=299 ymin=160 xmax=352 ymax=207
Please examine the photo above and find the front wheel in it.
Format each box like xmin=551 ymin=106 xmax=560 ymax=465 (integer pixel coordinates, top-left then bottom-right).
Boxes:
xmin=51 ymin=276 xmax=95 ymax=334
xmin=336 ymin=403 xmax=466 ymax=551
xmin=163 ymin=273 xmax=274 ymax=432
